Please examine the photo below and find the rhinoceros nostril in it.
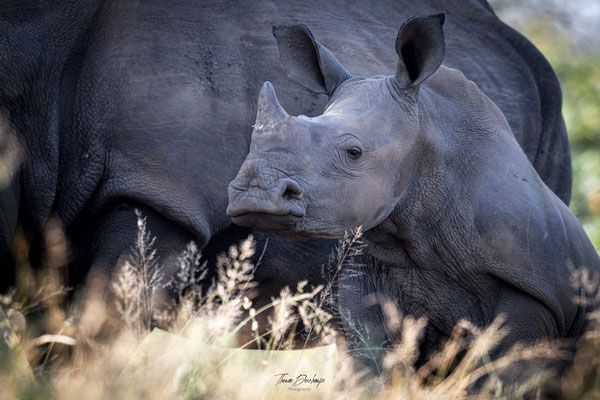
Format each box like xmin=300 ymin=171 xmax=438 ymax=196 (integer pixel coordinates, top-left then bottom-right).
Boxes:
xmin=281 ymin=179 xmax=303 ymax=201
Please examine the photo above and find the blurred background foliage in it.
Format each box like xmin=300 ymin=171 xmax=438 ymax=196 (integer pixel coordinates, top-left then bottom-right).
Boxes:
xmin=491 ymin=0 xmax=600 ymax=248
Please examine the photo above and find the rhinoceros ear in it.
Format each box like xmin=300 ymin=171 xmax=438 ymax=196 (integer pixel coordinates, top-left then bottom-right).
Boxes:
xmin=394 ymin=13 xmax=445 ymax=90
xmin=273 ymin=24 xmax=352 ymax=96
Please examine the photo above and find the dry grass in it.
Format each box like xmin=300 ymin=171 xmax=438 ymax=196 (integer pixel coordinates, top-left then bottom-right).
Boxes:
xmin=0 ymin=210 xmax=599 ymax=399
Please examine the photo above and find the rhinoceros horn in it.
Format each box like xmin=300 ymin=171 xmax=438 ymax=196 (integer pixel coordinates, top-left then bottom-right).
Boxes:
xmin=254 ymin=81 xmax=288 ymax=131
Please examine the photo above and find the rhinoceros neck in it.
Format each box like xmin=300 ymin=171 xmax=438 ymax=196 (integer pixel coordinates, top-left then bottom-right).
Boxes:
xmin=364 ymin=74 xmax=529 ymax=270
xmin=363 ymin=167 xmax=474 ymax=269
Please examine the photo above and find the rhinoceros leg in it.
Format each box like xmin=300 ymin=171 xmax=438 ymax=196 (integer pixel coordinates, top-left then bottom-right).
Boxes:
xmin=0 ymin=127 xmax=20 ymax=272
xmin=77 ymin=202 xmax=195 ymax=338
xmin=0 ymin=175 xmax=19 ymax=266
xmin=337 ymin=260 xmax=391 ymax=377
xmin=198 ymin=224 xmax=336 ymax=347
xmin=484 ymin=289 xmax=564 ymax=394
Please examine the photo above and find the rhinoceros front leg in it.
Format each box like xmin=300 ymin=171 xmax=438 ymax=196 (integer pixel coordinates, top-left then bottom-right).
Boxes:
xmin=337 ymin=258 xmax=392 ymax=378
xmin=484 ymin=288 xmax=566 ymax=394
xmin=77 ymin=202 xmax=197 ymax=339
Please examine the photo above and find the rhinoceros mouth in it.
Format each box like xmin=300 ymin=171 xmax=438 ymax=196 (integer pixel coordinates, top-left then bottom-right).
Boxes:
xmin=230 ymin=211 xmax=348 ymax=241
xmin=226 ymin=203 xmax=305 ymax=219
xmin=230 ymin=212 xmax=302 ymax=231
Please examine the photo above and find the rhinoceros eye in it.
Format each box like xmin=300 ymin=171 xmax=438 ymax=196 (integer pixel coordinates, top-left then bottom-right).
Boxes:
xmin=347 ymin=146 xmax=362 ymax=160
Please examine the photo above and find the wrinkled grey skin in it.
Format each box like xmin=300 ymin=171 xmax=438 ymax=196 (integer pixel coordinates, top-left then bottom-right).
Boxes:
xmin=228 ymin=14 xmax=600 ymax=379
xmin=0 ymin=0 xmax=572 ymax=337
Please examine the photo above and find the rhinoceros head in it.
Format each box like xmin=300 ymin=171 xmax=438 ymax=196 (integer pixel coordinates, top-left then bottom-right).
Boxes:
xmin=227 ymin=14 xmax=445 ymax=238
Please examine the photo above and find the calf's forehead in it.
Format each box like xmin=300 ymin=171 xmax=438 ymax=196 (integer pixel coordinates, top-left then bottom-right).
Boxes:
xmin=322 ymin=79 xmax=413 ymax=127
xmin=326 ymin=78 xmax=393 ymax=112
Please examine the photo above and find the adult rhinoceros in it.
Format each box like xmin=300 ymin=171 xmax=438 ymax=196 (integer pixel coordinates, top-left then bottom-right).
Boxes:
xmin=226 ymin=11 xmax=600 ymax=380
xmin=1 ymin=1 xmax=571 ymax=334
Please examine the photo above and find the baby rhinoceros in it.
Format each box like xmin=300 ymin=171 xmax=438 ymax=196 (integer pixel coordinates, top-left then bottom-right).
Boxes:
xmin=227 ymin=14 xmax=600 ymax=388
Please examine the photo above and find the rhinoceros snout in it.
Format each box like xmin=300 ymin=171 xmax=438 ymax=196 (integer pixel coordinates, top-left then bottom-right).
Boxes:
xmin=226 ymin=177 xmax=306 ymax=230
